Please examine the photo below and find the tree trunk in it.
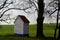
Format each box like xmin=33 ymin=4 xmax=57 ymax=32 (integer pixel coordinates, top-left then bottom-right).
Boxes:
xmin=58 ymin=26 xmax=60 ymax=39
xmin=37 ymin=0 xmax=44 ymax=38
xmin=58 ymin=0 xmax=60 ymax=39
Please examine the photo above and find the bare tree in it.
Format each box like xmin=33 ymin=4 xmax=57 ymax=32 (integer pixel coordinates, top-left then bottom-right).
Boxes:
xmin=45 ymin=0 xmax=60 ymax=39
xmin=36 ymin=0 xmax=45 ymax=38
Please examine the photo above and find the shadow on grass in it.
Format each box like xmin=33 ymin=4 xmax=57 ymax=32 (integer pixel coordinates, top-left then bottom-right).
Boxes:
xmin=0 ymin=34 xmax=40 ymax=40
xmin=0 ymin=34 xmax=59 ymax=40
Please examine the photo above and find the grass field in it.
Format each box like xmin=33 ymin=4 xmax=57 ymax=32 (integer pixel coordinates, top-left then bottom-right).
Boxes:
xmin=0 ymin=24 xmax=59 ymax=40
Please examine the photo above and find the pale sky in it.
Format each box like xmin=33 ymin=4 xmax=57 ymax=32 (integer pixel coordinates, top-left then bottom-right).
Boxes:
xmin=0 ymin=0 xmax=58 ymax=25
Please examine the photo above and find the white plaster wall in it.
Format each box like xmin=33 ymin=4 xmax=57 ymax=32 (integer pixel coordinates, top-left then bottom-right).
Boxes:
xmin=23 ymin=23 xmax=29 ymax=34
xmin=14 ymin=16 xmax=24 ymax=34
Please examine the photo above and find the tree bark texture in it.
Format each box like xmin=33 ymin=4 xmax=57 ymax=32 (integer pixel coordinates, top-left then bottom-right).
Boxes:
xmin=37 ymin=0 xmax=44 ymax=38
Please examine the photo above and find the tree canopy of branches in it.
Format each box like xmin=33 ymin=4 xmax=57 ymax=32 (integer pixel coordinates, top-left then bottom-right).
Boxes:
xmin=0 ymin=0 xmax=38 ymax=23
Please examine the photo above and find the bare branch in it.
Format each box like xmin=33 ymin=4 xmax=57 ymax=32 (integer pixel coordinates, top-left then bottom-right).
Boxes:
xmin=0 ymin=0 xmax=13 ymax=10
xmin=29 ymin=0 xmax=38 ymax=11
xmin=49 ymin=8 xmax=58 ymax=15
xmin=0 ymin=0 xmax=8 ymax=10
xmin=45 ymin=0 xmax=58 ymax=16
xmin=0 ymin=6 xmax=32 ymax=18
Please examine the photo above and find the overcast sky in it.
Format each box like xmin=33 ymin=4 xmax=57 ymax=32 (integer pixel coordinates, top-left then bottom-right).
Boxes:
xmin=0 ymin=0 xmax=58 ymax=25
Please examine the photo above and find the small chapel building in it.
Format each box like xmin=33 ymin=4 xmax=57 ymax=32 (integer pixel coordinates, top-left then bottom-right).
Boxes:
xmin=14 ymin=15 xmax=30 ymax=36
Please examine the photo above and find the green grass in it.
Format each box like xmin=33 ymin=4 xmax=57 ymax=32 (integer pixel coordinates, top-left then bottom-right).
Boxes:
xmin=29 ymin=24 xmax=37 ymax=37
xmin=43 ymin=24 xmax=56 ymax=37
xmin=43 ymin=24 xmax=58 ymax=37
xmin=0 ymin=25 xmax=14 ymax=35
xmin=0 ymin=24 xmax=59 ymax=40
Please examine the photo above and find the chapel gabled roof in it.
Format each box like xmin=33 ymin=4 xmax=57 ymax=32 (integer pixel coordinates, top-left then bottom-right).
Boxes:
xmin=18 ymin=15 xmax=30 ymax=23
